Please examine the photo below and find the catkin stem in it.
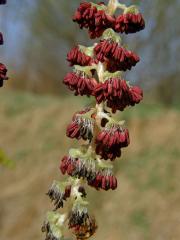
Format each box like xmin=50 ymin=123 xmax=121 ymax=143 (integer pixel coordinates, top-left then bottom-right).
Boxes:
xmin=90 ymin=62 xmax=106 ymax=149
xmin=107 ymin=0 xmax=118 ymax=15
xmin=107 ymin=0 xmax=127 ymax=15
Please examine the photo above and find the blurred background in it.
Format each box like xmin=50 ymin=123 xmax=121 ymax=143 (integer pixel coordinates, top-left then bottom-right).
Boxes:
xmin=0 ymin=0 xmax=180 ymax=240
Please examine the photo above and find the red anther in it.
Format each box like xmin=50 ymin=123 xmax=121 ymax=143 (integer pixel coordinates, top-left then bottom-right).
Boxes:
xmin=0 ymin=0 xmax=6 ymax=4
xmin=73 ymin=2 xmax=115 ymax=39
xmin=94 ymin=78 xmax=143 ymax=112
xmin=94 ymin=40 xmax=140 ymax=72
xmin=64 ymin=72 xmax=98 ymax=97
xmin=67 ymin=46 xmax=92 ymax=67
xmin=0 ymin=32 xmax=3 ymax=45
xmin=114 ymin=13 xmax=145 ymax=34
xmin=0 ymin=63 xmax=8 ymax=87
xmin=96 ymin=126 xmax=129 ymax=160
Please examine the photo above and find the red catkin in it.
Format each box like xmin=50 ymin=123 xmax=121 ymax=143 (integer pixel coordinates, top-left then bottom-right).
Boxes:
xmin=114 ymin=13 xmax=145 ymax=34
xmin=73 ymin=2 xmax=115 ymax=39
xmin=94 ymin=39 xmax=140 ymax=72
xmin=67 ymin=46 xmax=92 ymax=67
xmin=63 ymin=71 xmax=98 ymax=97
xmin=94 ymin=78 xmax=143 ymax=112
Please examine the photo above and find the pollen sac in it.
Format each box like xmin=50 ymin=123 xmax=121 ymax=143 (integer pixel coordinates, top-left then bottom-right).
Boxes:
xmin=114 ymin=13 xmax=145 ymax=34
xmin=47 ymin=181 xmax=71 ymax=210
xmin=94 ymin=78 xmax=143 ymax=113
xmin=96 ymin=144 xmax=122 ymax=161
xmin=94 ymin=39 xmax=140 ymax=72
xmin=67 ymin=46 xmax=93 ymax=67
xmin=42 ymin=212 xmax=65 ymax=240
xmin=0 ymin=0 xmax=6 ymax=4
xmin=88 ymin=171 xmax=118 ymax=191
xmin=59 ymin=155 xmax=96 ymax=182
xmin=0 ymin=63 xmax=8 ymax=87
xmin=73 ymin=2 xmax=115 ymax=39
xmin=68 ymin=209 xmax=97 ymax=239
xmin=78 ymin=186 xmax=87 ymax=198
xmin=0 ymin=32 xmax=3 ymax=45
xmin=69 ymin=209 xmax=89 ymax=227
xmin=66 ymin=110 xmax=94 ymax=141
xmin=95 ymin=125 xmax=130 ymax=160
xmin=63 ymin=71 xmax=97 ymax=97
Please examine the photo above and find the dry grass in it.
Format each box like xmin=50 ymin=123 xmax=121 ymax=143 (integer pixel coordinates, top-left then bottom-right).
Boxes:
xmin=0 ymin=90 xmax=180 ymax=240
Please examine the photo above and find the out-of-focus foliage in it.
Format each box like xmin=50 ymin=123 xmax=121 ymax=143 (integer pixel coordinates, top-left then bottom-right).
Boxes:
xmin=0 ymin=89 xmax=180 ymax=240
xmin=1 ymin=0 xmax=180 ymax=102
xmin=0 ymin=149 xmax=14 ymax=167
